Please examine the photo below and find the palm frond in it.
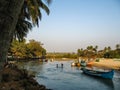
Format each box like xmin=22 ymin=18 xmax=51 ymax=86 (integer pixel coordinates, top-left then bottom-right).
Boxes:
xmin=14 ymin=0 xmax=52 ymax=41
xmin=38 ymin=0 xmax=50 ymax=15
xmin=45 ymin=0 xmax=52 ymax=5
xmin=14 ymin=18 xmax=32 ymax=41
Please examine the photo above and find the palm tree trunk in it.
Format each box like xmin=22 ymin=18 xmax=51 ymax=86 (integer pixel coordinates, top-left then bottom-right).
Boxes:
xmin=0 ymin=0 xmax=24 ymax=70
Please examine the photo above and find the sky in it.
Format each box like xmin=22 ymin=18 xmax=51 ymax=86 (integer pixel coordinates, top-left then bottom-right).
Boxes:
xmin=27 ymin=0 xmax=120 ymax=52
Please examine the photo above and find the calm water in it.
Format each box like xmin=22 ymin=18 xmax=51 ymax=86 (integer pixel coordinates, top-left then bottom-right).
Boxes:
xmin=16 ymin=60 xmax=120 ymax=90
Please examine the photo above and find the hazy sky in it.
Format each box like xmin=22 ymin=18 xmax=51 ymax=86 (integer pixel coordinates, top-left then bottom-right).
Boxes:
xmin=27 ymin=0 xmax=120 ymax=52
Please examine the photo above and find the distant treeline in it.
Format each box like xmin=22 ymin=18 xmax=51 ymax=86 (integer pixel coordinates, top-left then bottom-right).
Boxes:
xmin=47 ymin=44 xmax=120 ymax=59
xmin=77 ymin=45 xmax=120 ymax=59
xmin=46 ymin=52 xmax=77 ymax=59
xmin=8 ymin=40 xmax=120 ymax=60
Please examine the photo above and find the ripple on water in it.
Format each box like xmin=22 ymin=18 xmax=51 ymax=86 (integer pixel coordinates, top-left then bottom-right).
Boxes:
xmin=17 ymin=61 xmax=120 ymax=90
xmin=37 ymin=75 xmax=49 ymax=80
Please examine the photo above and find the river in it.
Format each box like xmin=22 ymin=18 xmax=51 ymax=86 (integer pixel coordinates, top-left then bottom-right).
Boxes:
xmin=16 ymin=60 xmax=120 ymax=90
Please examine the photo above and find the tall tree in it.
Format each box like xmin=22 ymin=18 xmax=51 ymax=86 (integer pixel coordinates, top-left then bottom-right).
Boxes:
xmin=104 ymin=47 xmax=107 ymax=52
xmin=116 ymin=44 xmax=120 ymax=50
xmin=0 ymin=0 xmax=24 ymax=69
xmin=108 ymin=46 xmax=111 ymax=51
xmin=0 ymin=0 xmax=51 ymax=69
xmin=94 ymin=45 xmax=98 ymax=51
xmin=26 ymin=39 xmax=45 ymax=57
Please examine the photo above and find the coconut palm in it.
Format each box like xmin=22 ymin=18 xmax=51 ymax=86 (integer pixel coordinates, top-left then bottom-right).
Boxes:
xmin=93 ymin=45 xmax=98 ymax=57
xmin=14 ymin=0 xmax=51 ymax=41
xmin=0 ymin=0 xmax=24 ymax=69
xmin=104 ymin=47 xmax=107 ymax=52
xmin=108 ymin=46 xmax=111 ymax=51
xmin=95 ymin=45 xmax=98 ymax=51
xmin=87 ymin=45 xmax=93 ymax=51
xmin=116 ymin=44 xmax=120 ymax=50
xmin=0 ymin=0 xmax=51 ymax=69
xmin=13 ymin=18 xmax=32 ymax=41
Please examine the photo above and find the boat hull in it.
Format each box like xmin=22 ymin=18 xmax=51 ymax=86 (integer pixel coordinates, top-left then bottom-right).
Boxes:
xmin=82 ymin=68 xmax=114 ymax=79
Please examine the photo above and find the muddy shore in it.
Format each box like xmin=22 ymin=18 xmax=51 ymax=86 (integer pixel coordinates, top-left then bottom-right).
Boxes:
xmin=0 ymin=64 xmax=51 ymax=90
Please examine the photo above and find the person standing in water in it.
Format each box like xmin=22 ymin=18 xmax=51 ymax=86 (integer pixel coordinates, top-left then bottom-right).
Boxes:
xmin=61 ymin=63 xmax=63 ymax=68
xmin=56 ymin=64 xmax=58 ymax=68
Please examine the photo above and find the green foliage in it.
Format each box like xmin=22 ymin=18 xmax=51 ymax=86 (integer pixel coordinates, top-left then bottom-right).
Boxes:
xmin=95 ymin=59 xmax=99 ymax=62
xmin=13 ymin=0 xmax=52 ymax=41
xmin=77 ymin=48 xmax=84 ymax=57
xmin=46 ymin=52 xmax=77 ymax=59
xmin=26 ymin=40 xmax=45 ymax=57
xmin=77 ymin=45 xmax=98 ymax=59
xmin=77 ymin=44 xmax=120 ymax=59
xmin=9 ymin=39 xmax=46 ymax=58
xmin=10 ymin=39 xmax=27 ymax=58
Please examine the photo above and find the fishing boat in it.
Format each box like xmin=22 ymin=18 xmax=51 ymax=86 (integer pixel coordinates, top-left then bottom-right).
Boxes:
xmin=80 ymin=60 xmax=86 ymax=67
xmin=82 ymin=67 xmax=114 ymax=79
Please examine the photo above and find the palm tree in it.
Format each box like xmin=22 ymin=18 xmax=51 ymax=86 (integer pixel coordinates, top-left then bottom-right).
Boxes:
xmin=0 ymin=0 xmax=24 ymax=69
xmin=93 ymin=45 xmax=98 ymax=57
xmin=95 ymin=45 xmax=98 ymax=51
xmin=77 ymin=48 xmax=84 ymax=57
xmin=13 ymin=18 xmax=32 ymax=41
xmin=108 ymin=46 xmax=111 ymax=51
xmin=116 ymin=44 xmax=120 ymax=50
xmin=14 ymin=0 xmax=51 ymax=41
xmin=0 ymin=0 xmax=51 ymax=69
xmin=104 ymin=47 xmax=107 ymax=52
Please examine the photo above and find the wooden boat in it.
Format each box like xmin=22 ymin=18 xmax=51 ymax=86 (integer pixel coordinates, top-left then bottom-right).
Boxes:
xmin=82 ymin=68 xmax=114 ymax=79
xmin=80 ymin=60 xmax=86 ymax=67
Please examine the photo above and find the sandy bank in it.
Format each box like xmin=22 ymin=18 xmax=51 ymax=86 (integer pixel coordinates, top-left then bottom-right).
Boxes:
xmin=88 ymin=59 xmax=120 ymax=69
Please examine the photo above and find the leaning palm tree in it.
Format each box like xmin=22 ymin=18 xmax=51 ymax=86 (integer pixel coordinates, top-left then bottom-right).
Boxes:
xmin=0 ymin=0 xmax=52 ymax=69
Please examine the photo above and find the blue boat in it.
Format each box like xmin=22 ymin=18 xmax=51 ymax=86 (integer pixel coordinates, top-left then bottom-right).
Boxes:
xmin=82 ymin=68 xmax=114 ymax=79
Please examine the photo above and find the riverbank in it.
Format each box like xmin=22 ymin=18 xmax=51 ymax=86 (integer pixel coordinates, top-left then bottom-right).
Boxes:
xmin=0 ymin=63 xmax=51 ymax=90
xmin=88 ymin=59 xmax=120 ymax=70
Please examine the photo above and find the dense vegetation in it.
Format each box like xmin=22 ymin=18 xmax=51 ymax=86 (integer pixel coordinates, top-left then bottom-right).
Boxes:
xmin=8 ymin=39 xmax=46 ymax=59
xmin=8 ymin=42 xmax=120 ymax=60
xmin=47 ymin=44 xmax=120 ymax=59
xmin=77 ymin=44 xmax=120 ymax=59
xmin=47 ymin=52 xmax=77 ymax=59
xmin=0 ymin=0 xmax=51 ymax=69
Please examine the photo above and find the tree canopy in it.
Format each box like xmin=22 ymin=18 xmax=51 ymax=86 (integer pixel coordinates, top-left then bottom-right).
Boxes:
xmin=0 ymin=0 xmax=52 ymax=69
xmin=77 ymin=44 xmax=120 ymax=59
xmin=14 ymin=0 xmax=52 ymax=41
xmin=9 ymin=39 xmax=46 ymax=58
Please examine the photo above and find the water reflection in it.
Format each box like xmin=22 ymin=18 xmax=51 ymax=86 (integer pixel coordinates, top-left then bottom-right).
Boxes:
xmin=16 ymin=60 xmax=120 ymax=90
xmin=82 ymin=73 xmax=114 ymax=90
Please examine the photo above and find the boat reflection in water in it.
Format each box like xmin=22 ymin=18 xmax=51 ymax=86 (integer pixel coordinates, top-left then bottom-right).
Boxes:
xmin=81 ymin=72 xmax=114 ymax=90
